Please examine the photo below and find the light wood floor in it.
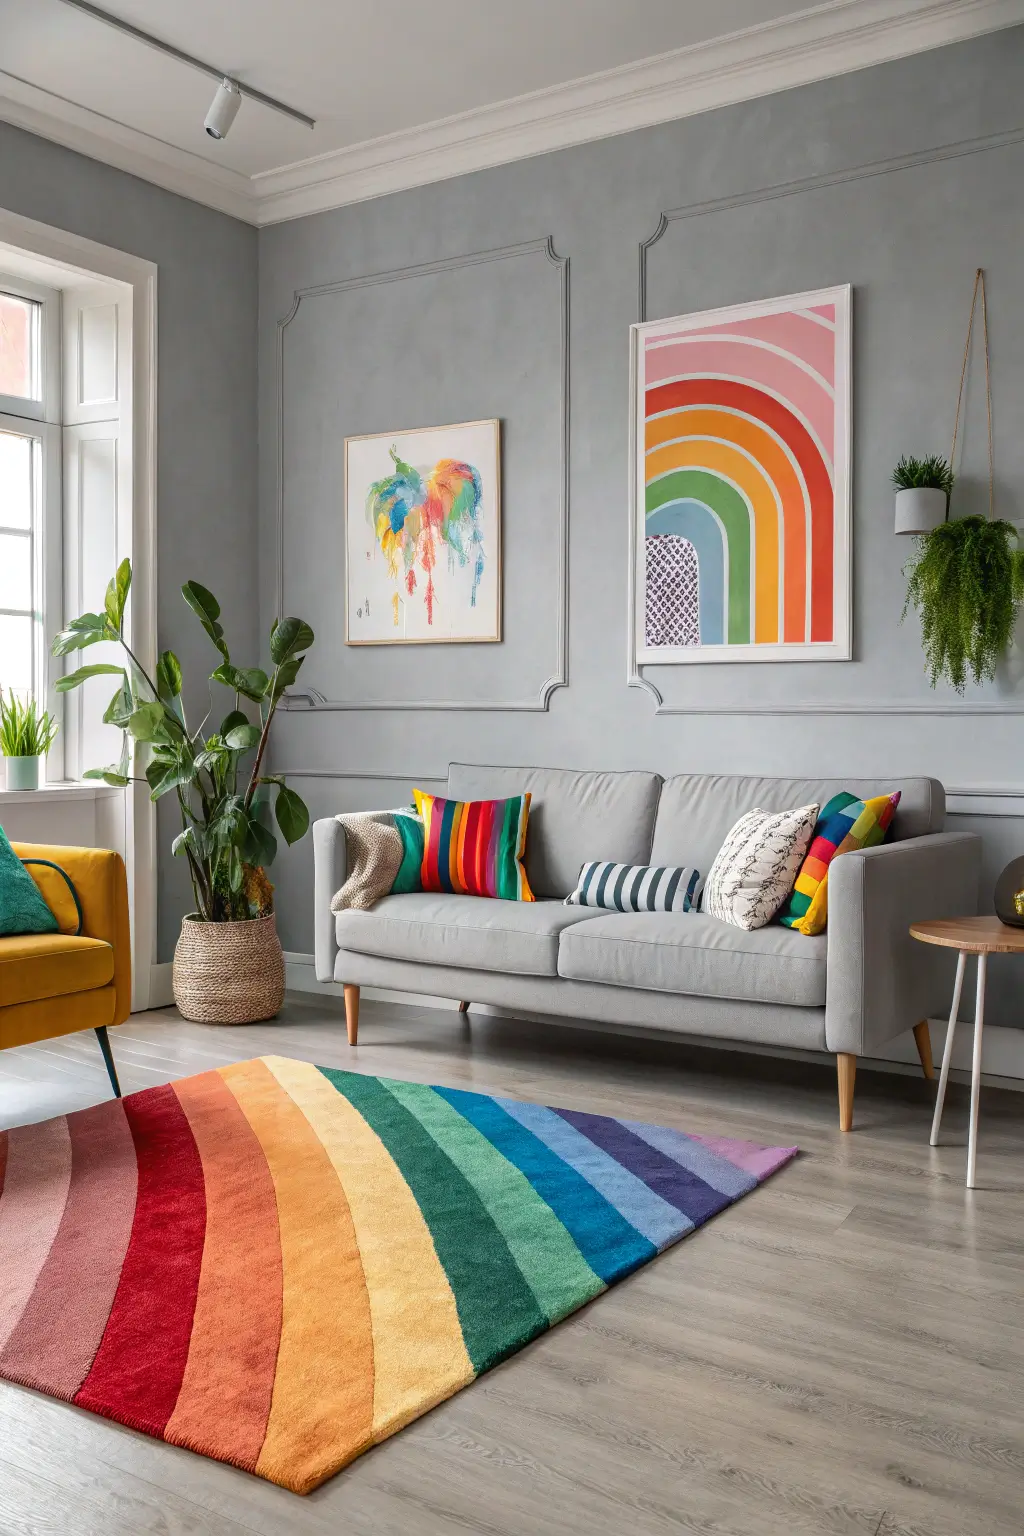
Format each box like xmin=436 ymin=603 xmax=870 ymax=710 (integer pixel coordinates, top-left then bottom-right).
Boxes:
xmin=2 ymin=998 xmax=1024 ymax=1536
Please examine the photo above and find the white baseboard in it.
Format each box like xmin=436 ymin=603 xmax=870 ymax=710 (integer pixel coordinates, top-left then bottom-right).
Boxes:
xmin=283 ymin=952 xmax=1024 ymax=1092
xmin=148 ymin=961 xmax=175 ymax=1009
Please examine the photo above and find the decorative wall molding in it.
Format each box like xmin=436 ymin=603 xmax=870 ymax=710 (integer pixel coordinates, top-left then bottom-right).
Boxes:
xmin=276 ymin=237 xmax=569 ymax=713
xmin=630 ymin=116 xmax=1024 ymax=716
xmin=276 ymin=769 xmax=448 ymax=784
xmin=3 ymin=2 xmax=1021 ymax=226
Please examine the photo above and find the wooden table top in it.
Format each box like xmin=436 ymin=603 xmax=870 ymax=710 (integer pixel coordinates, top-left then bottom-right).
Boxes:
xmin=910 ymin=916 xmax=1024 ymax=953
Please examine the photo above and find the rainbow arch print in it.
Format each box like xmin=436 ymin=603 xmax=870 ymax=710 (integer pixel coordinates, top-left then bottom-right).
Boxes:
xmin=632 ymin=286 xmax=851 ymax=665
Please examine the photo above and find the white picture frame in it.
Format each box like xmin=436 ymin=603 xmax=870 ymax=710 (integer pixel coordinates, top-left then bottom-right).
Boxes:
xmin=630 ymin=285 xmax=852 ymax=665
xmin=345 ymin=418 xmax=501 ymax=645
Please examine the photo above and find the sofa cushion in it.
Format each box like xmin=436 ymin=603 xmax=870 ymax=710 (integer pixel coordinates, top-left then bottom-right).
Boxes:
xmin=447 ymin=764 xmax=663 ymax=899
xmin=557 ymin=912 xmax=827 ymax=1007
xmin=335 ymin=894 xmax=593 ymax=977
xmin=651 ymin=774 xmax=944 ymax=876
xmin=0 ymin=933 xmax=115 ymax=1007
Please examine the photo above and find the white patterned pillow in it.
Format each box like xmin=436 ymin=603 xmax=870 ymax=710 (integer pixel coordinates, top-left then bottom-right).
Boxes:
xmin=703 ymin=804 xmax=819 ymax=931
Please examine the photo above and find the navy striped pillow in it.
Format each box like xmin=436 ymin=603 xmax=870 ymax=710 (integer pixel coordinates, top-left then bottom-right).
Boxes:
xmin=565 ymin=861 xmax=703 ymax=913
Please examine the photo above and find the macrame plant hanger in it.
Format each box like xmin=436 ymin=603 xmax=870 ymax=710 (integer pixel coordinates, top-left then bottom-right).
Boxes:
xmin=948 ymin=267 xmax=994 ymax=523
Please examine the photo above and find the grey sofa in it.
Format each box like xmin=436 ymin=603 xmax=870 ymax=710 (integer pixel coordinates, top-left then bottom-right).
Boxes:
xmin=313 ymin=763 xmax=981 ymax=1128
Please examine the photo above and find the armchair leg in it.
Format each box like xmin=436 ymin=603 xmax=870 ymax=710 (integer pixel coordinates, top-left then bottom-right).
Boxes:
xmin=344 ymin=984 xmax=360 ymax=1046
xmin=95 ymin=1026 xmax=122 ymax=1098
xmin=837 ymin=1053 xmax=856 ymax=1132
xmin=913 ymin=1020 xmax=935 ymax=1081
xmin=458 ymin=1001 xmax=470 ymax=1014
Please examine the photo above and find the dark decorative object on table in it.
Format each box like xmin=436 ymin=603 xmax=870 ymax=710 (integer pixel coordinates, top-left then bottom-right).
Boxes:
xmin=994 ymin=855 xmax=1024 ymax=928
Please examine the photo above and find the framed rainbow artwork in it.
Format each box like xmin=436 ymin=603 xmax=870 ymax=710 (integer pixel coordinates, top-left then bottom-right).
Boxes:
xmin=631 ymin=286 xmax=852 ymax=665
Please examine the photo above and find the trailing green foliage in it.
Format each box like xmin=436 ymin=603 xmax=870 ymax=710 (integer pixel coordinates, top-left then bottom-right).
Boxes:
xmin=0 ymin=690 xmax=58 ymax=757
xmin=892 ymin=454 xmax=955 ymax=495
xmin=53 ymin=560 xmax=314 ymax=921
xmin=903 ymin=516 xmax=1024 ymax=693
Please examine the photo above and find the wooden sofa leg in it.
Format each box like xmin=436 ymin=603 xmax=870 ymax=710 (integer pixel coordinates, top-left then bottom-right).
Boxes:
xmin=344 ymin=984 xmax=360 ymax=1046
xmin=913 ymin=1019 xmax=935 ymax=1081
xmin=458 ymin=1001 xmax=470 ymax=1014
xmin=837 ymin=1053 xmax=856 ymax=1132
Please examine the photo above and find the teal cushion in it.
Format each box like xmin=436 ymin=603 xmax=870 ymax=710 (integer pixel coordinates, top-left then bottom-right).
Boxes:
xmin=0 ymin=826 xmax=59 ymax=936
xmin=391 ymin=810 xmax=424 ymax=895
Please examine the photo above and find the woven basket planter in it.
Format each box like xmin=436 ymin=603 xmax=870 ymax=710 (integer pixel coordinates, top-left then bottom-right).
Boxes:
xmin=173 ymin=912 xmax=285 ymax=1024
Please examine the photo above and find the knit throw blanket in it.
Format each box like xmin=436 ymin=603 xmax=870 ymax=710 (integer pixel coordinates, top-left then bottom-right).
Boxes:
xmin=330 ymin=810 xmax=423 ymax=911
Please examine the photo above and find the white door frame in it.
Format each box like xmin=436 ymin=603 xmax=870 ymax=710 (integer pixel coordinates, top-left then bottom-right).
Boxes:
xmin=0 ymin=205 xmax=158 ymax=1010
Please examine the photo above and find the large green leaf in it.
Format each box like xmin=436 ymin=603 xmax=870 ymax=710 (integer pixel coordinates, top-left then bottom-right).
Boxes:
xmin=212 ymin=663 xmax=269 ymax=702
xmin=104 ymin=559 xmax=132 ymax=633
xmin=156 ymin=649 xmax=183 ymax=703
xmin=225 ymin=722 xmax=261 ymax=751
xmin=83 ymin=765 xmax=130 ymax=787
xmin=128 ymin=702 xmax=177 ymax=744
xmin=274 ymin=784 xmax=309 ymax=844
xmin=267 ymin=653 xmax=304 ymax=703
xmin=102 ymin=676 xmax=135 ymax=728
xmin=242 ymin=814 xmax=277 ymax=868
xmin=145 ymin=755 xmax=189 ymax=800
xmin=55 ymin=663 xmax=125 ymax=694
xmin=181 ymin=581 xmax=229 ymax=659
xmin=269 ymin=617 xmax=314 ymax=665
xmin=51 ymin=613 xmax=114 ymax=656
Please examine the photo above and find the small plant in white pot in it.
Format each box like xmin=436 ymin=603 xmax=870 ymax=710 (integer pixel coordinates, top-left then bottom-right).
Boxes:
xmin=0 ymin=689 xmax=58 ymax=790
xmin=893 ymin=454 xmax=954 ymax=535
xmin=52 ymin=560 xmax=314 ymax=1023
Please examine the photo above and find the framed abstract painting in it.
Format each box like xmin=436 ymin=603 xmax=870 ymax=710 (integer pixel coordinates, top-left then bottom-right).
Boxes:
xmin=345 ymin=418 xmax=501 ymax=644
xmin=630 ymin=286 xmax=852 ymax=664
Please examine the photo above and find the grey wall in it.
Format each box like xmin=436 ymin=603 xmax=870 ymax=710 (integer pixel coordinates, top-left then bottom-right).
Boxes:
xmin=0 ymin=123 xmax=259 ymax=960
xmin=259 ymin=29 xmax=1024 ymax=1031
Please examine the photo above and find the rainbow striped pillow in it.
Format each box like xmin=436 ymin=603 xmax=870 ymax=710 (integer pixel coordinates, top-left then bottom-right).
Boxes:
xmin=412 ymin=789 xmax=534 ymax=902
xmin=779 ymin=789 xmax=901 ymax=936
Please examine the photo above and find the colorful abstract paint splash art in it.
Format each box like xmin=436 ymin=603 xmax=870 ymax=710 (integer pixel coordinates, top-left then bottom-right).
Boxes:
xmin=0 ymin=1057 xmax=796 ymax=1493
xmin=366 ymin=446 xmax=484 ymax=624
xmin=636 ymin=286 xmax=851 ymax=662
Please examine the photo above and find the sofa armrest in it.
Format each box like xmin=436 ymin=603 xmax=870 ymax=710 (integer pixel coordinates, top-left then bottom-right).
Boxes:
xmin=825 ymin=831 xmax=981 ymax=1055
xmin=313 ymin=818 xmax=347 ymax=983
xmin=11 ymin=842 xmax=131 ymax=1027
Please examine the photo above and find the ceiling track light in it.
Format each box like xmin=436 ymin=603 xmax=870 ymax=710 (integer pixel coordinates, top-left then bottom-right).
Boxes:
xmin=55 ymin=0 xmax=315 ymax=134
xmin=205 ymin=77 xmax=242 ymax=140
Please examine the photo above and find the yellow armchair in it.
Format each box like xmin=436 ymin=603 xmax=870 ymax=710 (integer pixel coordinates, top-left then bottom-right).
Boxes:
xmin=1 ymin=843 xmax=131 ymax=1096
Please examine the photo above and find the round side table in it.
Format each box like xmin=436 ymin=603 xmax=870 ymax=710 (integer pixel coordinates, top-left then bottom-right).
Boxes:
xmin=910 ymin=917 xmax=1024 ymax=1189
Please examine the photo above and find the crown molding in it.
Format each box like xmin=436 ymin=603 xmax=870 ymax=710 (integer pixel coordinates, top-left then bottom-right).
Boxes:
xmin=0 ymin=0 xmax=1021 ymax=228
xmin=252 ymin=0 xmax=1024 ymax=225
xmin=0 ymin=69 xmax=258 ymax=223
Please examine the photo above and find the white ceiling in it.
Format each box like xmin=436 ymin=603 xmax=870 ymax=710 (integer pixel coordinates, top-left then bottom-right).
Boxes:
xmin=0 ymin=0 xmax=1020 ymax=225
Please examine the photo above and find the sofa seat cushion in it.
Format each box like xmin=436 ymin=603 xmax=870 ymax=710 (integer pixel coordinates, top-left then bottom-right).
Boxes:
xmin=557 ymin=912 xmax=827 ymax=1007
xmin=335 ymin=894 xmax=594 ymax=978
xmin=0 ymin=933 xmax=115 ymax=1008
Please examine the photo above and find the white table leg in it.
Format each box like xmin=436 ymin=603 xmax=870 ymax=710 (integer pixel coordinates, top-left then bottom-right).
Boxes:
xmin=931 ymin=949 xmax=966 ymax=1146
xmin=967 ymin=952 xmax=988 ymax=1190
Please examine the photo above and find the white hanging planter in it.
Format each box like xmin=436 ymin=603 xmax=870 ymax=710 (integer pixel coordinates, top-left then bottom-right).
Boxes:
xmin=895 ymin=487 xmax=947 ymax=535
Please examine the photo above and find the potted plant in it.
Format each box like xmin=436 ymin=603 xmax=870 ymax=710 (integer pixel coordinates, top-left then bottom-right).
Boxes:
xmin=893 ymin=454 xmax=955 ymax=534
xmin=0 ymin=689 xmax=58 ymax=791
xmin=53 ymin=560 xmax=314 ymax=1023
xmin=903 ymin=516 xmax=1024 ymax=693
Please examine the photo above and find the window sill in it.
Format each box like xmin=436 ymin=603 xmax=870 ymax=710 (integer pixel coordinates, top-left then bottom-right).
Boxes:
xmin=0 ymin=781 xmax=122 ymax=804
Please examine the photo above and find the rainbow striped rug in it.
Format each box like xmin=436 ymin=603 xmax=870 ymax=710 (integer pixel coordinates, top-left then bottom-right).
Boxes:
xmin=0 ymin=1056 xmax=796 ymax=1493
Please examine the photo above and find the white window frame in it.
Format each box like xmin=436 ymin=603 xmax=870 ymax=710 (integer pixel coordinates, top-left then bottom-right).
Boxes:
xmin=0 ymin=271 xmax=63 ymax=777
xmin=0 ymin=208 xmax=158 ymax=1012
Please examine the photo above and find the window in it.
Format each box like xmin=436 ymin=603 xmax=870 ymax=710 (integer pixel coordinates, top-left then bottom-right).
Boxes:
xmin=0 ymin=277 xmax=59 ymax=717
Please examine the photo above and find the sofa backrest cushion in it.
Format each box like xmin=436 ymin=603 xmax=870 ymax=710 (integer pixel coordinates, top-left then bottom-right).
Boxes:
xmin=446 ymin=764 xmax=663 ymax=899
xmin=651 ymin=774 xmax=944 ymax=876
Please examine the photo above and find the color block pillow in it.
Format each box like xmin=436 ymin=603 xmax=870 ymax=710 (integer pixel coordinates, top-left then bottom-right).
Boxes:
xmin=779 ymin=790 xmax=901 ymax=936
xmin=0 ymin=825 xmax=59 ymax=937
xmin=413 ymin=789 xmax=534 ymax=901
xmin=566 ymin=861 xmax=703 ymax=913
xmin=703 ymin=804 xmax=818 ymax=931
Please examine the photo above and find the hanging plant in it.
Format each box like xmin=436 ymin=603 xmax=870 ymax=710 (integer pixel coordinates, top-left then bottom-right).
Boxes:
xmin=903 ymin=515 xmax=1024 ymax=692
